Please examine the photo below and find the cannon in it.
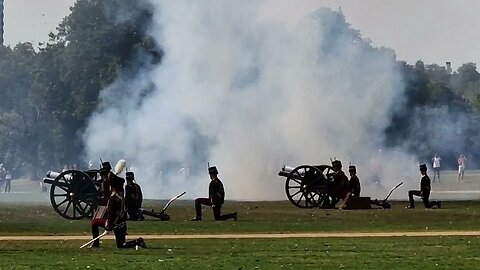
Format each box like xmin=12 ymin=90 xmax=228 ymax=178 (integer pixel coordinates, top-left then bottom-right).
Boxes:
xmin=278 ymin=164 xmax=403 ymax=209
xmin=43 ymin=170 xmax=104 ymax=220
xmin=278 ymin=164 xmax=335 ymax=208
xmin=43 ymin=168 xmax=186 ymax=220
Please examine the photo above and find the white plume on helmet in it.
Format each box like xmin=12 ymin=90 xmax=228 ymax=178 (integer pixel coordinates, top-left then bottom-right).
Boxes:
xmin=114 ymin=159 xmax=127 ymax=175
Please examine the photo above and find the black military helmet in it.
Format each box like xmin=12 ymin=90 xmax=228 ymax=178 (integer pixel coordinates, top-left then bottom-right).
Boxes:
xmin=419 ymin=164 xmax=427 ymax=171
xmin=332 ymin=160 xmax=342 ymax=168
xmin=100 ymin=161 xmax=112 ymax=172
xmin=208 ymin=166 xmax=218 ymax=175
xmin=126 ymin=171 xmax=135 ymax=181
xmin=349 ymin=165 xmax=356 ymax=172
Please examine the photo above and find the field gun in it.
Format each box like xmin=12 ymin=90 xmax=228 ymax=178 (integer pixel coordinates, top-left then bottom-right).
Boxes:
xmin=278 ymin=164 xmax=335 ymax=208
xmin=278 ymin=164 xmax=403 ymax=209
xmin=43 ymin=169 xmax=103 ymax=220
xmin=43 ymin=168 xmax=186 ymax=221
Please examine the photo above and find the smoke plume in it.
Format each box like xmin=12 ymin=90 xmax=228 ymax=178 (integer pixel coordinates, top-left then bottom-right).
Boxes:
xmin=83 ymin=2 xmax=419 ymax=200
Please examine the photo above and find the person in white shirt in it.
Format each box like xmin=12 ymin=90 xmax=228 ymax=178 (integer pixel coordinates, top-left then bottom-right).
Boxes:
xmin=457 ymin=154 xmax=467 ymax=181
xmin=431 ymin=154 xmax=441 ymax=182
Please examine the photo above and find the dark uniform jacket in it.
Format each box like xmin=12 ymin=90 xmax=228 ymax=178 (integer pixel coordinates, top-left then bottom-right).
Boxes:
xmin=125 ymin=183 xmax=143 ymax=209
xmin=209 ymin=178 xmax=225 ymax=206
xmin=104 ymin=173 xmax=126 ymax=230
xmin=332 ymin=171 xmax=349 ymax=197
xmin=349 ymin=175 xmax=361 ymax=197
xmin=420 ymin=175 xmax=431 ymax=196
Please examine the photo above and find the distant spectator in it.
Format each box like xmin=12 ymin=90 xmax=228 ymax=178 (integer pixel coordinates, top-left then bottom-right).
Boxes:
xmin=431 ymin=154 xmax=441 ymax=182
xmin=458 ymin=154 xmax=467 ymax=181
xmin=0 ymin=164 xmax=6 ymax=192
xmin=4 ymin=170 xmax=11 ymax=193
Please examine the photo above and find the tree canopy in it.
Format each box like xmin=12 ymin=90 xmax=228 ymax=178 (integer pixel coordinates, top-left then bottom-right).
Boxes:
xmin=0 ymin=0 xmax=158 ymax=178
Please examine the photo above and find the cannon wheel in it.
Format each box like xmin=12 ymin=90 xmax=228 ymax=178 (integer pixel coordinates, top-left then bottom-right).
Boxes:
xmin=285 ymin=165 xmax=329 ymax=208
xmin=49 ymin=170 xmax=102 ymax=220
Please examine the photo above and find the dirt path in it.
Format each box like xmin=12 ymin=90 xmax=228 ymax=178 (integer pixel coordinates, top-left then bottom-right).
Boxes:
xmin=2 ymin=231 xmax=480 ymax=241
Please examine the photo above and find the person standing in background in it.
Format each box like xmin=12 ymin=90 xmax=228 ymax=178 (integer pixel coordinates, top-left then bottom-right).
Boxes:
xmin=457 ymin=154 xmax=467 ymax=181
xmin=0 ymin=164 xmax=6 ymax=192
xmin=4 ymin=170 xmax=11 ymax=193
xmin=431 ymin=154 xmax=441 ymax=182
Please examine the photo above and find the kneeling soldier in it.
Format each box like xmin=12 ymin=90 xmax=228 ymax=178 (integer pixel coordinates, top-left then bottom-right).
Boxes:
xmin=91 ymin=161 xmax=146 ymax=248
xmin=407 ymin=164 xmax=441 ymax=209
xmin=191 ymin=166 xmax=237 ymax=221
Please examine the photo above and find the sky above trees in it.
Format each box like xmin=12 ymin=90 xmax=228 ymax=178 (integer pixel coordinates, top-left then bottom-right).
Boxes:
xmin=3 ymin=0 xmax=480 ymax=69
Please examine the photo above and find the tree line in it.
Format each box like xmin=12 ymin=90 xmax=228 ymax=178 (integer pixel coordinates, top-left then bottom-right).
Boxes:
xmin=0 ymin=0 xmax=479 ymax=178
xmin=0 ymin=0 xmax=158 ymax=178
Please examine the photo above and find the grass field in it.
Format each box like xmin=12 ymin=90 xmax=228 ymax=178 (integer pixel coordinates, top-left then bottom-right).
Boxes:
xmin=0 ymin=199 xmax=480 ymax=269
xmin=0 ymin=171 xmax=480 ymax=269
xmin=2 ymin=237 xmax=480 ymax=269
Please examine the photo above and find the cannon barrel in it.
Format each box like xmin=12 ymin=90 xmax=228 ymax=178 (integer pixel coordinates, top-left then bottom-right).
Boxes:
xmin=278 ymin=164 xmax=332 ymax=178
xmin=278 ymin=165 xmax=305 ymax=178
xmin=43 ymin=171 xmax=72 ymax=185
xmin=47 ymin=171 xmax=61 ymax=179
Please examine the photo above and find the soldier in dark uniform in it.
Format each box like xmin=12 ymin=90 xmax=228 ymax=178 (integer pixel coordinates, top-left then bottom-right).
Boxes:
xmin=328 ymin=160 xmax=349 ymax=207
xmin=125 ymin=172 xmax=145 ymax=221
xmin=91 ymin=161 xmax=146 ymax=248
xmin=348 ymin=165 xmax=361 ymax=198
xmin=191 ymin=166 xmax=238 ymax=221
xmin=406 ymin=164 xmax=441 ymax=209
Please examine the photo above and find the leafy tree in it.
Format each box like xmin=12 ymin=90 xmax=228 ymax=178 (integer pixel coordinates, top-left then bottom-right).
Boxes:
xmin=0 ymin=0 xmax=159 ymax=177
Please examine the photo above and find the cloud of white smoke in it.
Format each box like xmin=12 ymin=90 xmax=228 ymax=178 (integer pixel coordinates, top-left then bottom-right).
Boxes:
xmin=83 ymin=1 xmax=419 ymax=200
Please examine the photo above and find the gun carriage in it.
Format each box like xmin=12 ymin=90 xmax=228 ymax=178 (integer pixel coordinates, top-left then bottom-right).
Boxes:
xmin=278 ymin=164 xmax=402 ymax=209
xmin=43 ymin=170 xmax=103 ymax=220
xmin=278 ymin=165 xmax=335 ymax=208
xmin=43 ymin=168 xmax=185 ymax=220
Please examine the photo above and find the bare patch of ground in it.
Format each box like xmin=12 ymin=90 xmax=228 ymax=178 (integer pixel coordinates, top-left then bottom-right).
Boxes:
xmin=2 ymin=231 xmax=480 ymax=241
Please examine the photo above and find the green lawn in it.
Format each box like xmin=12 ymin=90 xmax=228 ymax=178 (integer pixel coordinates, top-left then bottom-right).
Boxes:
xmin=1 ymin=176 xmax=480 ymax=269
xmin=1 ymin=237 xmax=479 ymax=269
xmin=1 ymin=200 xmax=480 ymax=235
xmin=0 ymin=200 xmax=479 ymax=235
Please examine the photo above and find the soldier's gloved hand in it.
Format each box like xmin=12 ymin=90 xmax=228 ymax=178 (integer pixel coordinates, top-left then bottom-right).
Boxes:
xmin=104 ymin=221 xmax=114 ymax=231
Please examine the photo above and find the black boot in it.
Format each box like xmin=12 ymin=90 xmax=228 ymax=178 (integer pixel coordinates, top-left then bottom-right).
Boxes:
xmin=136 ymin=237 xmax=147 ymax=248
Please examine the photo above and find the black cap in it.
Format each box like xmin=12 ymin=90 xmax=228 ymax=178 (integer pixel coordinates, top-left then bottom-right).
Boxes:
xmin=349 ymin=165 xmax=356 ymax=171
xmin=208 ymin=166 xmax=218 ymax=175
xmin=126 ymin=172 xmax=134 ymax=181
xmin=100 ymin=162 xmax=112 ymax=172
xmin=420 ymin=164 xmax=427 ymax=171
xmin=332 ymin=160 xmax=342 ymax=167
